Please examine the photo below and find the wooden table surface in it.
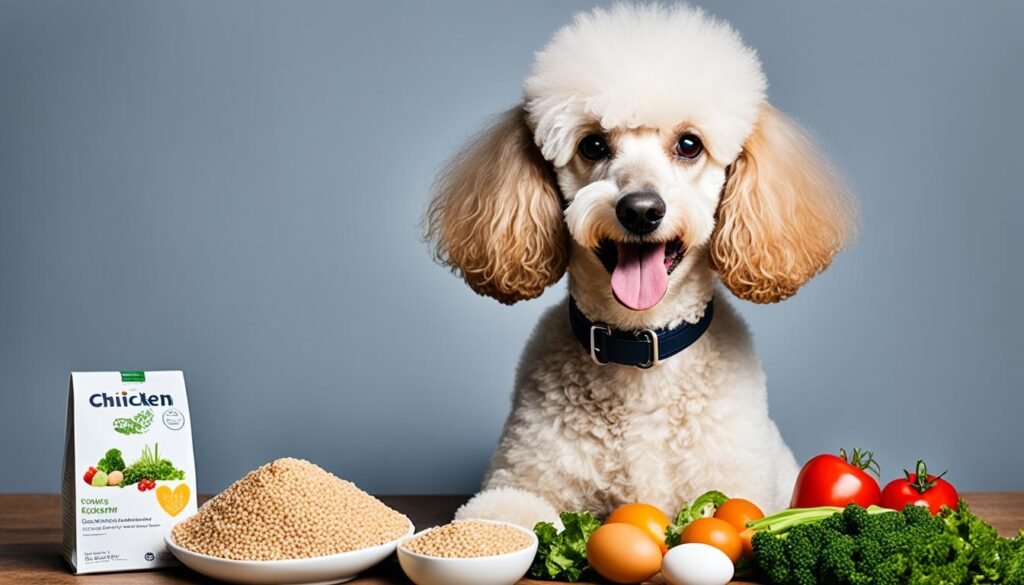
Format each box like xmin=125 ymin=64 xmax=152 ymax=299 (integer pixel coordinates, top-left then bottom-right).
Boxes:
xmin=3 ymin=493 xmax=1022 ymax=584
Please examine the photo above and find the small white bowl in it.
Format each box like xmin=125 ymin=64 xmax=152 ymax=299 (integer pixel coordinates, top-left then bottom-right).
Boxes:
xmin=396 ymin=520 xmax=538 ymax=585
xmin=165 ymin=518 xmax=414 ymax=585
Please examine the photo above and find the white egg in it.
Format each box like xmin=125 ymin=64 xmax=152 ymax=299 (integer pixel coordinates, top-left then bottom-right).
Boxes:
xmin=661 ymin=543 xmax=735 ymax=585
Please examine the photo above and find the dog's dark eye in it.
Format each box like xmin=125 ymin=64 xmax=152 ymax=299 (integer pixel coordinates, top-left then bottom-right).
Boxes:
xmin=578 ymin=134 xmax=611 ymax=161
xmin=675 ymin=133 xmax=703 ymax=160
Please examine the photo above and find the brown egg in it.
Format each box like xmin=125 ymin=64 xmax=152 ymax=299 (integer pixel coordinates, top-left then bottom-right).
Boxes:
xmin=586 ymin=522 xmax=662 ymax=584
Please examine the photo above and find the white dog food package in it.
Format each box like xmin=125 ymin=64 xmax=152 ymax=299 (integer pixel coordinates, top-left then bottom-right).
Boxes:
xmin=62 ymin=371 xmax=198 ymax=574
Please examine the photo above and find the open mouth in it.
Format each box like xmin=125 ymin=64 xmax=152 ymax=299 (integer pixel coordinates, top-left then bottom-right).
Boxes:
xmin=595 ymin=238 xmax=685 ymax=311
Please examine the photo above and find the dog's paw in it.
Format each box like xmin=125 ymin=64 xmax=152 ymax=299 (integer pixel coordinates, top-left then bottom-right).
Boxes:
xmin=454 ymin=486 xmax=559 ymax=529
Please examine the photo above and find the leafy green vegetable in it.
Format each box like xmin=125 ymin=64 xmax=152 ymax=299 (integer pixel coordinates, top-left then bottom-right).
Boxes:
xmin=96 ymin=448 xmax=125 ymax=474
xmin=121 ymin=443 xmax=185 ymax=485
xmin=529 ymin=511 xmax=602 ymax=582
xmin=113 ymin=409 xmax=154 ymax=435
xmin=751 ymin=501 xmax=1024 ymax=585
xmin=665 ymin=490 xmax=730 ymax=548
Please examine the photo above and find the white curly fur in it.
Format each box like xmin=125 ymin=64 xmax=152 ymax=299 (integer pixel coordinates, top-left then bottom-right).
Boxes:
xmin=432 ymin=4 xmax=854 ymax=527
xmin=525 ymin=3 xmax=766 ymax=166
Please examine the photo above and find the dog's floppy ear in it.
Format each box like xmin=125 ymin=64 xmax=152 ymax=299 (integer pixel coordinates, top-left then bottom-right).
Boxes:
xmin=425 ymin=106 xmax=567 ymax=304
xmin=710 ymin=105 xmax=856 ymax=303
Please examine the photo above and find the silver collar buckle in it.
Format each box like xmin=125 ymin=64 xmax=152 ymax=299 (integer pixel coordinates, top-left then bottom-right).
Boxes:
xmin=637 ymin=329 xmax=660 ymax=369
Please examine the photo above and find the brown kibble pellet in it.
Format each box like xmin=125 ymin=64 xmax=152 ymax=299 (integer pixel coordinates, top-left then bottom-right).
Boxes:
xmin=172 ymin=458 xmax=409 ymax=561
xmin=401 ymin=520 xmax=532 ymax=558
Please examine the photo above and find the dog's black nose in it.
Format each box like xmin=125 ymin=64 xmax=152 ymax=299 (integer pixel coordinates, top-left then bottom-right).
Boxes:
xmin=616 ymin=191 xmax=665 ymax=235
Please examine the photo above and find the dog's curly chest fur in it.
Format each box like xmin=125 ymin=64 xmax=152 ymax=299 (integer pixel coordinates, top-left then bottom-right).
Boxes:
xmin=483 ymin=297 xmax=792 ymax=517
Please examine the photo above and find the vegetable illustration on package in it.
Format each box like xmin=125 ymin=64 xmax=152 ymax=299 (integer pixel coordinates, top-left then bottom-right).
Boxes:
xmin=113 ymin=408 xmax=154 ymax=435
xmin=82 ymin=444 xmax=185 ymax=491
xmin=122 ymin=443 xmax=185 ymax=486
xmin=96 ymin=448 xmax=125 ymax=474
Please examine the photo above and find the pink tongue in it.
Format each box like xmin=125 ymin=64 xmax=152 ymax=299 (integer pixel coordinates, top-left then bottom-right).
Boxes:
xmin=610 ymin=242 xmax=668 ymax=311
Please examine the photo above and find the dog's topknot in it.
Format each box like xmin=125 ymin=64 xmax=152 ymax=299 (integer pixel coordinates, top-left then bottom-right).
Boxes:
xmin=524 ymin=3 xmax=766 ymax=167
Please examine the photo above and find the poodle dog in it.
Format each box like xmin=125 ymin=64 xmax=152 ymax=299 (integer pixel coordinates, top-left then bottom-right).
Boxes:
xmin=425 ymin=4 xmax=855 ymax=528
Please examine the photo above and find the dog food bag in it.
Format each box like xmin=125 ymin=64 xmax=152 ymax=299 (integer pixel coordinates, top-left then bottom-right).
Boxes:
xmin=62 ymin=371 xmax=198 ymax=574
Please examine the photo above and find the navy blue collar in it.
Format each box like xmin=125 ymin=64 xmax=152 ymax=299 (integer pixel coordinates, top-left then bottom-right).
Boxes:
xmin=568 ymin=297 xmax=714 ymax=368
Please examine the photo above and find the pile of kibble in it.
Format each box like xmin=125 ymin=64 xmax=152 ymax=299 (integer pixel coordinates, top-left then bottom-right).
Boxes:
xmin=401 ymin=520 xmax=533 ymax=558
xmin=171 ymin=458 xmax=409 ymax=560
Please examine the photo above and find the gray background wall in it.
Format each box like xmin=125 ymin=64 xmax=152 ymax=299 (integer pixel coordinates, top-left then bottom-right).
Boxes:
xmin=2 ymin=1 xmax=1021 ymax=495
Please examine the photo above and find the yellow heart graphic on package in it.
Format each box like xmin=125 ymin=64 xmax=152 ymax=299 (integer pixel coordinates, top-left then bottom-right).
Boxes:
xmin=156 ymin=484 xmax=190 ymax=517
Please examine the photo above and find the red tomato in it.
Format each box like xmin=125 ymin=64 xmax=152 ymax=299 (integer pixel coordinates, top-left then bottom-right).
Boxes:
xmin=83 ymin=467 xmax=97 ymax=485
xmin=790 ymin=448 xmax=881 ymax=508
xmin=138 ymin=481 xmax=148 ymax=492
xmin=880 ymin=460 xmax=959 ymax=515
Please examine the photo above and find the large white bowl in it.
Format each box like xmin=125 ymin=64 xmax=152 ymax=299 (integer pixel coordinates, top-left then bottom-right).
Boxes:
xmin=396 ymin=520 xmax=538 ymax=585
xmin=165 ymin=519 xmax=414 ymax=585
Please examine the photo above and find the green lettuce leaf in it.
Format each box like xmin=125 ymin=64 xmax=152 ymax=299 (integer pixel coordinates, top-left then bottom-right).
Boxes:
xmin=529 ymin=511 xmax=601 ymax=581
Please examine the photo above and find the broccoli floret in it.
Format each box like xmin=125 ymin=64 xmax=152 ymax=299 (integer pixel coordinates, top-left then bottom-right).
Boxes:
xmin=872 ymin=504 xmax=907 ymax=533
xmin=875 ymin=524 xmax=916 ymax=576
xmin=819 ymin=531 xmax=856 ymax=582
xmin=857 ymin=536 xmax=886 ymax=569
xmin=785 ymin=523 xmax=824 ymax=585
xmin=851 ymin=516 xmax=901 ymax=585
xmin=819 ymin=511 xmax=846 ymax=532
xmin=901 ymin=502 xmax=933 ymax=526
xmin=753 ymin=529 xmax=790 ymax=584
xmin=867 ymin=562 xmax=904 ymax=585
